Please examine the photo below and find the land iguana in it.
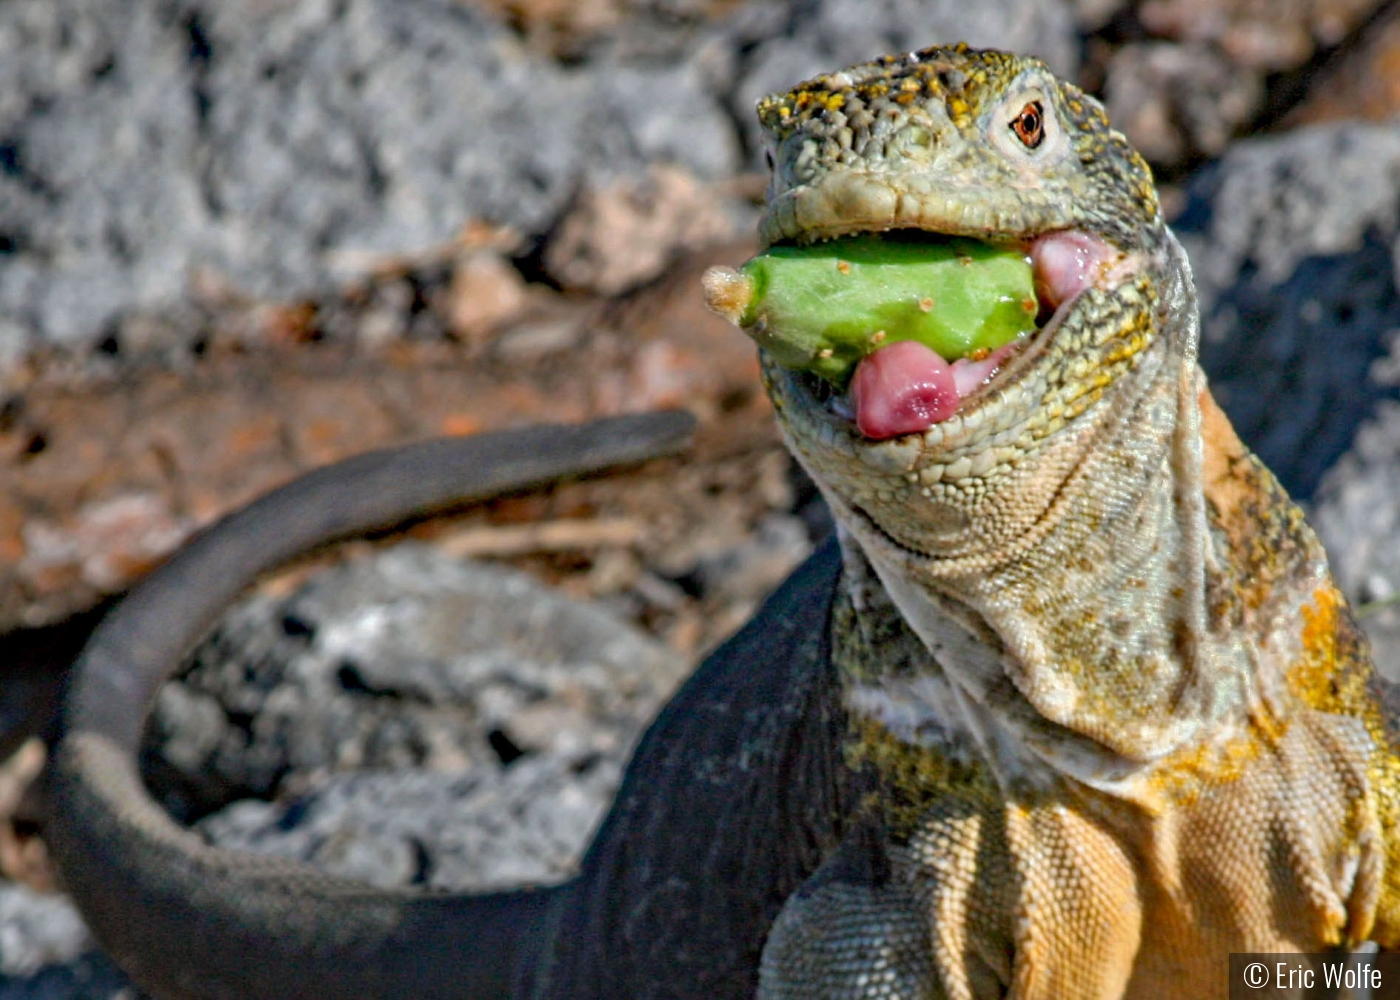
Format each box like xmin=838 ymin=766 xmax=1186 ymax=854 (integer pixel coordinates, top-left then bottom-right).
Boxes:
xmin=43 ymin=44 xmax=1400 ymax=999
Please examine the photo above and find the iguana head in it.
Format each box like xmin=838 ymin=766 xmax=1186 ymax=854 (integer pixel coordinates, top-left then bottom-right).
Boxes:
xmin=736 ymin=45 xmax=1183 ymax=569
xmin=756 ymin=45 xmax=1160 ymax=253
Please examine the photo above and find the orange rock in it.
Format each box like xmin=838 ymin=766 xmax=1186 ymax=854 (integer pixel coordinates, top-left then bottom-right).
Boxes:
xmin=1287 ymin=5 xmax=1400 ymax=125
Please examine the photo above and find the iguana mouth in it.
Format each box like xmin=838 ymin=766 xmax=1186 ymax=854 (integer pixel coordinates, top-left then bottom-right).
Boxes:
xmin=799 ymin=227 xmax=1129 ymax=441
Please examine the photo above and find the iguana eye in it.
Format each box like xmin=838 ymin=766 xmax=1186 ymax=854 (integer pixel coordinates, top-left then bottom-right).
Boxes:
xmin=1010 ymin=101 xmax=1044 ymax=149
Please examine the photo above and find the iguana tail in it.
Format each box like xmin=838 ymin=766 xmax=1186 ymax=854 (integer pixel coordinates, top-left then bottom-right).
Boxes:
xmin=45 ymin=411 xmax=696 ymax=1000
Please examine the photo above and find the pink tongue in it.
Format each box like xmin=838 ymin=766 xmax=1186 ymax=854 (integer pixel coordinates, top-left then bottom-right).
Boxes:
xmin=851 ymin=340 xmax=959 ymax=439
xmin=847 ymin=231 xmax=1121 ymax=442
xmin=1029 ymin=230 xmax=1119 ymax=309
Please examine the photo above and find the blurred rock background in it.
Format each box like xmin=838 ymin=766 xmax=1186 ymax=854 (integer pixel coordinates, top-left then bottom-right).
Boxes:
xmin=4 ymin=0 xmax=1400 ymax=993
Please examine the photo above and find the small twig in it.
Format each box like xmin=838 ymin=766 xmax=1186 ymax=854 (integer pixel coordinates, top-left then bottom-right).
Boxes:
xmin=437 ymin=517 xmax=647 ymax=558
xmin=0 ymin=739 xmax=55 ymax=891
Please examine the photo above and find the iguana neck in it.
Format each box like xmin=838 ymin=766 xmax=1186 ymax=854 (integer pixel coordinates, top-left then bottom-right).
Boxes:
xmin=819 ymin=234 xmax=1259 ymax=786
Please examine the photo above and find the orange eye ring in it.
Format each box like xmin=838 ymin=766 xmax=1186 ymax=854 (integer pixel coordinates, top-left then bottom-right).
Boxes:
xmin=1010 ymin=101 xmax=1044 ymax=149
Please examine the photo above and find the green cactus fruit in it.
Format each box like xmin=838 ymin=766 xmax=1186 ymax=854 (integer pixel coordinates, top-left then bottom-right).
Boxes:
xmin=702 ymin=234 xmax=1038 ymax=387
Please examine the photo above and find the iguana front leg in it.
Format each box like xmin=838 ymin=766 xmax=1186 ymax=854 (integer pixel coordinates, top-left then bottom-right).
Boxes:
xmin=709 ymin=46 xmax=1400 ymax=998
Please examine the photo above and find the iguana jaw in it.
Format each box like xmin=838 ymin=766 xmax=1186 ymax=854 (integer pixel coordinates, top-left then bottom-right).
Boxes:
xmin=766 ymin=225 xmax=1157 ymax=561
xmin=759 ymin=172 xmax=1088 ymax=251
xmin=787 ymin=224 xmax=1139 ymax=442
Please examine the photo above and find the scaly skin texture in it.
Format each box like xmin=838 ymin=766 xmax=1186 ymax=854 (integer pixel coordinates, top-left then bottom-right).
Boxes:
xmin=752 ymin=45 xmax=1400 ymax=998
xmin=41 ymin=45 xmax=1400 ymax=1000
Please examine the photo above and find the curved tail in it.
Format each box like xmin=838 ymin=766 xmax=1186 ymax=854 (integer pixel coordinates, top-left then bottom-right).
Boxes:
xmin=47 ymin=411 xmax=695 ymax=1000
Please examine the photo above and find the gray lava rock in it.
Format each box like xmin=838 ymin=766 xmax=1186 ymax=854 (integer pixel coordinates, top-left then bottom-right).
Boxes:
xmin=146 ymin=544 xmax=685 ymax=848
xmin=198 ymin=759 xmax=627 ymax=891
xmin=1103 ymin=40 xmax=1263 ymax=167
xmin=0 ymin=0 xmax=1079 ymax=363
xmin=690 ymin=511 xmax=813 ymax=612
xmin=0 ymin=0 xmax=742 ymax=357
xmin=0 ymin=884 xmax=130 ymax=1000
xmin=1175 ymin=122 xmax=1400 ymax=499
xmin=0 ymin=886 xmax=92 ymax=980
